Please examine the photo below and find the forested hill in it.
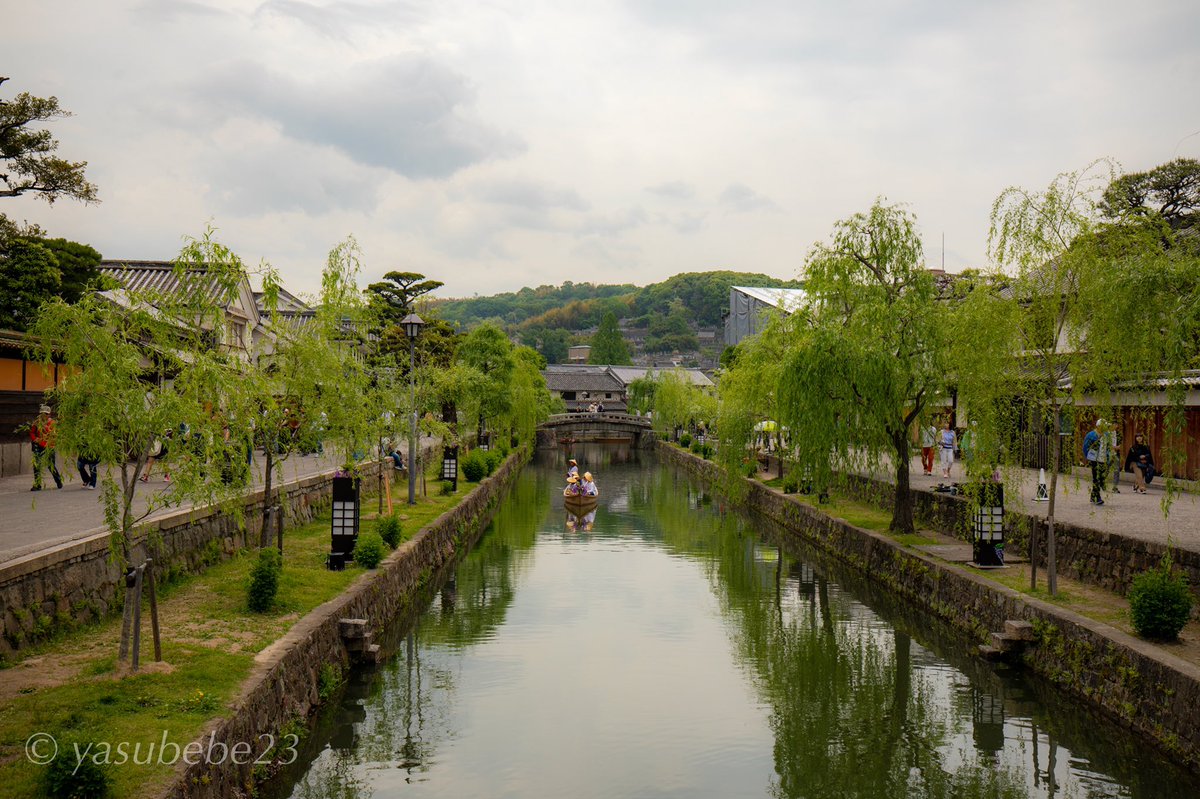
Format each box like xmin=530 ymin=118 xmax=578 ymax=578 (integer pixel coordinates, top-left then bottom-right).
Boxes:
xmin=432 ymin=271 xmax=802 ymax=331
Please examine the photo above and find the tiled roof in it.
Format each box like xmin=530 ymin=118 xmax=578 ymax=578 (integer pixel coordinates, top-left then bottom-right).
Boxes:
xmin=100 ymin=261 xmax=226 ymax=302
xmin=607 ymin=365 xmax=714 ymax=388
xmin=543 ymin=367 xmax=625 ymax=392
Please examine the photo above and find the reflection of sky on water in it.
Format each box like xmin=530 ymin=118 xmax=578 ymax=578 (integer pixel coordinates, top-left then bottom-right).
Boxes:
xmin=268 ymin=453 xmax=1197 ymax=799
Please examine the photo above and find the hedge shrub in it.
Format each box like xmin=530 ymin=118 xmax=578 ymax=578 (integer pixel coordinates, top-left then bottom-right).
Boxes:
xmin=247 ymin=546 xmax=282 ymax=612
xmin=42 ymin=744 xmax=111 ymax=798
xmin=353 ymin=531 xmax=387 ymax=569
xmin=462 ymin=449 xmax=489 ymax=482
xmin=679 ymin=432 xmax=693 ymax=448
xmin=1129 ymin=553 xmax=1193 ymax=640
xmin=377 ymin=514 xmax=403 ymax=549
xmin=484 ymin=448 xmax=503 ymax=474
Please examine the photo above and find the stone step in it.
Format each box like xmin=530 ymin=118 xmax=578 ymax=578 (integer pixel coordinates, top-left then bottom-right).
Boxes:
xmin=990 ymin=632 xmax=1020 ymax=652
xmin=978 ymin=644 xmax=1005 ymax=660
xmin=345 ymin=632 xmax=374 ymax=653
xmin=1004 ymin=620 xmax=1035 ymax=641
xmin=339 ymin=618 xmax=368 ymax=639
xmin=363 ymin=644 xmax=382 ymax=664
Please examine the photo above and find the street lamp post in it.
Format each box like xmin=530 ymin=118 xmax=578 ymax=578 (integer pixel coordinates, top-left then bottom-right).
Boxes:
xmin=401 ymin=313 xmax=425 ymax=505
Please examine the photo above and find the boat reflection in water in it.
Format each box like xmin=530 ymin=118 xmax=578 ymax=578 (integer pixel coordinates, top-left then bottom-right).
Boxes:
xmin=566 ymin=506 xmax=598 ymax=532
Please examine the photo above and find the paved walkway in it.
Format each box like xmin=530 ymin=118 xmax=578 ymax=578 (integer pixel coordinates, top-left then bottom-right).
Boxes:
xmin=890 ymin=456 xmax=1200 ymax=554
xmin=0 ymin=439 xmax=439 ymax=564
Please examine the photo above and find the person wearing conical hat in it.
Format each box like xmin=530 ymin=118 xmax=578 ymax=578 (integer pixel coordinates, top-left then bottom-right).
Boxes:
xmin=564 ymin=473 xmax=581 ymax=496
xmin=566 ymin=458 xmax=579 ymax=480
xmin=581 ymin=471 xmax=598 ymax=497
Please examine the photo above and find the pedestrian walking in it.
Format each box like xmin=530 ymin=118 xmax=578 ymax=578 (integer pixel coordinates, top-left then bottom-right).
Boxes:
xmin=1083 ymin=419 xmax=1111 ymax=506
xmin=920 ymin=421 xmax=936 ymax=475
xmin=938 ymin=419 xmax=957 ymax=479
xmin=30 ymin=404 xmax=64 ymax=491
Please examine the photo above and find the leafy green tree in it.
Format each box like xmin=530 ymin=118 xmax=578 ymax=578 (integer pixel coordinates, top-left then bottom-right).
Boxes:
xmin=776 ymin=200 xmax=947 ymax=535
xmin=1100 ymin=157 xmax=1199 ymax=232
xmin=0 ymin=237 xmax=60 ymax=330
xmin=456 ymin=322 xmax=516 ymax=443
xmin=588 ymin=310 xmax=632 ymax=364
xmin=716 ymin=312 xmax=794 ymax=493
xmin=644 ymin=300 xmax=699 ymax=353
xmin=0 ymin=81 xmax=98 ymax=204
xmin=984 ymin=160 xmax=1200 ymax=593
xmin=41 ymin=237 xmax=102 ymax=302
xmin=253 ymin=238 xmax=377 ymax=548
xmin=366 ymin=270 xmax=444 ymax=326
xmin=0 ymin=234 xmax=102 ymax=330
xmin=626 ymin=376 xmax=658 ymax=415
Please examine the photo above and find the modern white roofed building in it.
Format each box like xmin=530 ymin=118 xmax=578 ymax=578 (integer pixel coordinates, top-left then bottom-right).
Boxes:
xmin=724 ymin=285 xmax=806 ymax=347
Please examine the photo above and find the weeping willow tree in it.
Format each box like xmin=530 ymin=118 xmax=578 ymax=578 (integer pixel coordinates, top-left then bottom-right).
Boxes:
xmin=648 ymin=369 xmax=716 ymax=444
xmin=716 ymin=312 xmax=796 ymax=499
xmin=982 ymin=160 xmax=1200 ymax=593
xmin=776 ymin=200 xmax=949 ymax=535
xmin=251 ymin=237 xmax=377 ymax=549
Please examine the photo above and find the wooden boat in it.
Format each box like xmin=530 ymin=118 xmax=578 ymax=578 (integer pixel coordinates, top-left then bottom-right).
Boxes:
xmin=563 ymin=492 xmax=598 ymax=515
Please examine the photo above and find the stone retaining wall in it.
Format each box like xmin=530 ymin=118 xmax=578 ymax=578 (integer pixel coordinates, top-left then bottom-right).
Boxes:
xmin=838 ymin=472 xmax=1200 ymax=607
xmin=0 ymin=460 xmax=393 ymax=656
xmin=164 ymin=448 xmax=529 ymax=798
xmin=659 ymin=443 xmax=1200 ymax=772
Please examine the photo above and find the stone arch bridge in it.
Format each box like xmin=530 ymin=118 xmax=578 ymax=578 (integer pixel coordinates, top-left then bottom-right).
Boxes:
xmin=536 ymin=413 xmax=655 ymax=450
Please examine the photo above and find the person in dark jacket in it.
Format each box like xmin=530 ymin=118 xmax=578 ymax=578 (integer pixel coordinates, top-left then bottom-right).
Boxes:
xmin=1123 ymin=433 xmax=1156 ymax=494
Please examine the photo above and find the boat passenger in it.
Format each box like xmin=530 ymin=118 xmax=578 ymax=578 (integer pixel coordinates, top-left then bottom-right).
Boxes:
xmin=581 ymin=471 xmax=598 ymax=497
xmin=563 ymin=474 xmax=582 ymax=496
xmin=566 ymin=458 xmax=579 ymax=480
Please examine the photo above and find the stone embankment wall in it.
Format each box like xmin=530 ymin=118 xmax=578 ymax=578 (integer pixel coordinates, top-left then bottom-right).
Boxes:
xmin=164 ymin=449 xmax=528 ymax=799
xmin=659 ymin=443 xmax=1200 ymax=772
xmin=838 ymin=472 xmax=1200 ymax=606
xmin=0 ymin=449 xmax=449 ymax=656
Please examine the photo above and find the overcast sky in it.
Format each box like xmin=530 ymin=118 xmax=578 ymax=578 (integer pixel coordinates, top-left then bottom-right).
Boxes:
xmin=6 ymin=0 xmax=1199 ymax=300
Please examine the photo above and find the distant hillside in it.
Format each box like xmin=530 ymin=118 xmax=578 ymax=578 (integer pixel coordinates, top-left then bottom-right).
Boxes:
xmin=432 ymin=282 xmax=636 ymax=329
xmin=432 ymin=271 xmax=801 ymax=331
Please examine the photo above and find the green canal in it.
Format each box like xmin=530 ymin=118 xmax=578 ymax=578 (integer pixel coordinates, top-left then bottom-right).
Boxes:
xmin=265 ymin=449 xmax=1199 ymax=798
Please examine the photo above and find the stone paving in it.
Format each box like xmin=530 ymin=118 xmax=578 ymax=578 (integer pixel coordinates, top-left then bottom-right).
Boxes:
xmin=0 ymin=439 xmax=439 ymax=563
xmin=891 ymin=456 xmax=1200 ymax=554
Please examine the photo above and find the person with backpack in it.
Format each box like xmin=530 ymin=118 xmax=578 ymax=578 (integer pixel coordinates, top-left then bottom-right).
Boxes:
xmin=1082 ymin=419 xmax=1111 ymax=506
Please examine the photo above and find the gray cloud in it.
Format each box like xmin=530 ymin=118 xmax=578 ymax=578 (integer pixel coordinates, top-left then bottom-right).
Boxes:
xmin=135 ymin=0 xmax=230 ymax=22
xmin=577 ymin=206 xmax=650 ymax=237
xmin=205 ymin=141 xmax=384 ymax=216
xmin=254 ymin=0 xmax=429 ymax=41
xmin=471 ymin=179 xmax=590 ymax=212
xmin=646 ymin=180 xmax=697 ymax=200
xmin=198 ymin=57 xmax=523 ymax=179
xmin=719 ymin=183 xmax=778 ymax=213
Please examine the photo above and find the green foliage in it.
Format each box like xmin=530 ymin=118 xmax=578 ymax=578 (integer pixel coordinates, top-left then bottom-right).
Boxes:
xmin=0 ymin=87 xmax=99 ymax=204
xmin=41 ymin=743 xmax=112 ymax=798
xmin=246 ymin=547 xmax=282 ymax=612
xmin=0 ymin=237 xmax=60 ymax=330
xmin=632 ymin=270 xmax=803 ymax=327
xmin=1101 ymin=157 xmax=1200 ymax=234
xmin=643 ymin=300 xmax=699 ymax=353
xmin=461 ymin=449 xmax=489 ymax=482
xmin=776 ymin=200 xmax=948 ymax=535
xmin=376 ymin=514 xmax=403 ymax=549
xmin=365 ymin=271 xmax=444 ymax=326
xmin=679 ymin=432 xmax=693 ymax=448
xmin=353 ymin=532 xmax=387 ymax=569
xmin=439 ymin=480 xmax=456 ymax=496
xmin=626 ymin=376 xmax=658 ymax=415
xmin=435 ymin=280 xmax=636 ymax=330
xmin=588 ymin=310 xmax=632 ymax=364
xmin=317 ymin=663 xmax=345 ymax=702
xmin=782 ymin=474 xmax=799 ymax=494
xmin=29 ymin=228 xmax=267 ymax=569
xmin=484 ymin=448 xmax=503 ymax=474
xmin=1128 ymin=554 xmax=1193 ymax=641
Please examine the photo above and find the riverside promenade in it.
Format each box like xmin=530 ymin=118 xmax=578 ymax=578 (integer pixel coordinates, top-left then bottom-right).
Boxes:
xmin=0 ymin=441 xmax=438 ymax=564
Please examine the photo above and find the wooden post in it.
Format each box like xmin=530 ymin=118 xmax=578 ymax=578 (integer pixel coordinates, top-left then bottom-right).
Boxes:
xmin=131 ymin=564 xmax=145 ymax=672
xmin=146 ymin=559 xmax=162 ymax=662
xmin=385 ymin=468 xmax=394 ymax=515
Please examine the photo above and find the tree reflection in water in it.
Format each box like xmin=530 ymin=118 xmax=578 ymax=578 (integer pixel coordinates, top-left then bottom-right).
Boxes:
xmin=264 ymin=455 xmax=1198 ymax=799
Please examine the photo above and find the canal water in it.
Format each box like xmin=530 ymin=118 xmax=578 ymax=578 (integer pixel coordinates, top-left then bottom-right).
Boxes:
xmin=264 ymin=450 xmax=1199 ymax=798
